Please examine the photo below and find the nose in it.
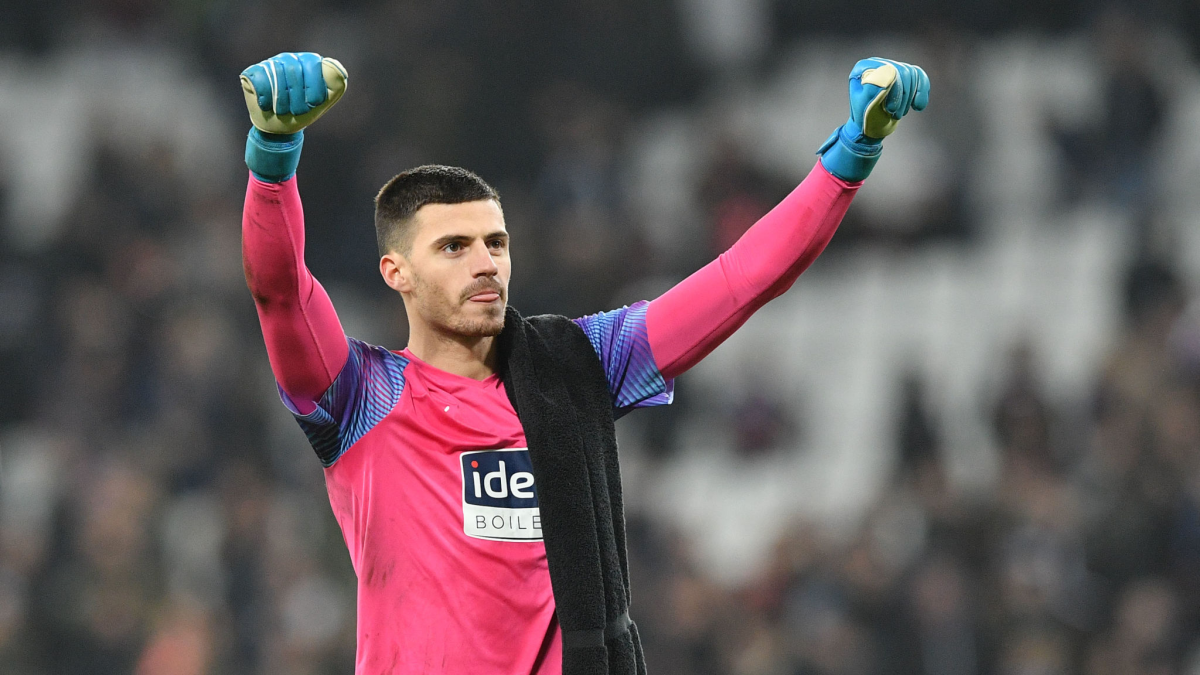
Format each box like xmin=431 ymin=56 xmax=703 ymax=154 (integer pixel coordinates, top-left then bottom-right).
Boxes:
xmin=469 ymin=241 xmax=499 ymax=277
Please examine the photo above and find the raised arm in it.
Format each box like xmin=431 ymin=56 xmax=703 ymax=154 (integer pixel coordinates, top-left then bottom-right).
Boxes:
xmin=647 ymin=162 xmax=857 ymax=379
xmin=244 ymin=175 xmax=348 ymax=411
xmin=647 ymin=57 xmax=930 ymax=379
xmin=240 ymin=53 xmax=351 ymax=412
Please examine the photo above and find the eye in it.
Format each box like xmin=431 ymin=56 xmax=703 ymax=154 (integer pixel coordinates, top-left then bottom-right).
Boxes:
xmin=443 ymin=242 xmax=462 ymax=253
xmin=488 ymin=239 xmax=505 ymax=250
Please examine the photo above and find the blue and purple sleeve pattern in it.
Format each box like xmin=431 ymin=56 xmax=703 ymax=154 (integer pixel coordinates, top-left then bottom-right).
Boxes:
xmin=573 ymin=300 xmax=673 ymax=418
xmin=279 ymin=337 xmax=409 ymax=467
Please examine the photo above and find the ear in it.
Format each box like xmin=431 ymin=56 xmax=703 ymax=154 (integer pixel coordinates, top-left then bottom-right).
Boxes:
xmin=379 ymin=252 xmax=413 ymax=293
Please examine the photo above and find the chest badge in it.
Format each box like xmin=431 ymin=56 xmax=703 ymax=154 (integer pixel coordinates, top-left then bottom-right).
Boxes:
xmin=461 ymin=449 xmax=542 ymax=541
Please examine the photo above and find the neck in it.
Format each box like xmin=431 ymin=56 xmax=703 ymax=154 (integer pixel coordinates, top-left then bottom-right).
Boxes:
xmin=404 ymin=313 xmax=498 ymax=381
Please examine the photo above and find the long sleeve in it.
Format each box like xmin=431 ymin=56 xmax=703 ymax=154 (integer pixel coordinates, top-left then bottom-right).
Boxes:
xmin=646 ymin=161 xmax=860 ymax=380
xmin=242 ymin=173 xmax=349 ymax=413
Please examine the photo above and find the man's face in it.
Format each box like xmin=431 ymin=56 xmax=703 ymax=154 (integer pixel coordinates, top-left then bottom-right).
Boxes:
xmin=389 ymin=200 xmax=510 ymax=337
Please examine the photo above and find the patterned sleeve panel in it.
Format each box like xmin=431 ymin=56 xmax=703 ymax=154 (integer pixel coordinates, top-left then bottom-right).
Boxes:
xmin=573 ymin=300 xmax=674 ymax=419
xmin=278 ymin=337 xmax=409 ymax=467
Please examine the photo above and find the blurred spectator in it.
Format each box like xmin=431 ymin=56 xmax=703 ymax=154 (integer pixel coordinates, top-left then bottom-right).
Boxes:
xmin=698 ymin=137 xmax=792 ymax=257
xmin=1084 ymin=579 xmax=1182 ymax=675
xmin=731 ymin=385 xmax=799 ymax=458
xmin=1053 ymin=7 xmax=1166 ymax=216
xmin=910 ymin=25 xmax=979 ymax=241
xmin=530 ymin=81 xmax=639 ymax=316
xmin=993 ymin=342 xmax=1055 ymax=471
xmin=134 ymin=601 xmax=214 ymax=675
xmin=908 ymin=553 xmax=984 ymax=675
xmin=897 ymin=372 xmax=941 ymax=478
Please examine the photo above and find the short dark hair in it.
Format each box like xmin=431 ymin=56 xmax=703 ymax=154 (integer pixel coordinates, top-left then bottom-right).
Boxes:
xmin=374 ymin=165 xmax=500 ymax=256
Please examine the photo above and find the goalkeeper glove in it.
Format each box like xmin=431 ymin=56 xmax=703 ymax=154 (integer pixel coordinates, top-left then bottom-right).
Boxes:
xmin=240 ymin=52 xmax=348 ymax=182
xmin=817 ymin=57 xmax=930 ymax=183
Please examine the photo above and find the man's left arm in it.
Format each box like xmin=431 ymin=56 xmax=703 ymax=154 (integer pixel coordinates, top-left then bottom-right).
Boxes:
xmin=648 ymin=57 xmax=930 ymax=380
xmin=573 ymin=58 xmax=928 ymax=411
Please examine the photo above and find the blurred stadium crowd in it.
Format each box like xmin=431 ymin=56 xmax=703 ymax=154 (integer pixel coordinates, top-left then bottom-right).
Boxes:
xmin=3 ymin=1 xmax=1200 ymax=674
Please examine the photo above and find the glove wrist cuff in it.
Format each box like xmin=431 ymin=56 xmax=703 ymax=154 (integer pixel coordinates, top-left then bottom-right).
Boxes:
xmin=816 ymin=123 xmax=882 ymax=182
xmin=245 ymin=127 xmax=304 ymax=182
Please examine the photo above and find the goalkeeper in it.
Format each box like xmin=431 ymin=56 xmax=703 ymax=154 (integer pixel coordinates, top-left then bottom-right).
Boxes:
xmin=240 ymin=52 xmax=928 ymax=675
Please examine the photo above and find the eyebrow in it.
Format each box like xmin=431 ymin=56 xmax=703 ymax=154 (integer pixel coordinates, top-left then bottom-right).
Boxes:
xmin=430 ymin=231 xmax=509 ymax=249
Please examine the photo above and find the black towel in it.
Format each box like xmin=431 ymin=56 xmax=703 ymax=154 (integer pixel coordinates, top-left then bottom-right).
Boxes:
xmin=497 ymin=306 xmax=646 ymax=675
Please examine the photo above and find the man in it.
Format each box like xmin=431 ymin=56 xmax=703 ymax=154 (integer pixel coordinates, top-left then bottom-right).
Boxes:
xmin=240 ymin=52 xmax=928 ymax=675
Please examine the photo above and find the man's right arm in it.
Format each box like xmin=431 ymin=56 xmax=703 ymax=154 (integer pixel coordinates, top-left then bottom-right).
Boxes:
xmin=243 ymin=174 xmax=348 ymax=413
xmin=240 ymin=53 xmax=351 ymax=414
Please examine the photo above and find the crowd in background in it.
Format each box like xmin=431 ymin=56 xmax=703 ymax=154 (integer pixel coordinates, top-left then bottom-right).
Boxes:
xmin=1 ymin=0 xmax=1200 ymax=674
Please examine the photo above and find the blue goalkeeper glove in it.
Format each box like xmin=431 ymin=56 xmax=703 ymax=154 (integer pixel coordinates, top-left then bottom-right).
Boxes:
xmin=240 ymin=52 xmax=348 ymax=182
xmin=817 ymin=57 xmax=930 ymax=183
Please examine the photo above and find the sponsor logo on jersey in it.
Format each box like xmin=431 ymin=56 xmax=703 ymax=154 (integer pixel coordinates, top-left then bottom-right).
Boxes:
xmin=461 ymin=448 xmax=541 ymax=541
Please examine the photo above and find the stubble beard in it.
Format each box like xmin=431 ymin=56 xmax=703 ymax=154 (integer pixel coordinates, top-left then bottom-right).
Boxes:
xmin=411 ymin=272 xmax=506 ymax=338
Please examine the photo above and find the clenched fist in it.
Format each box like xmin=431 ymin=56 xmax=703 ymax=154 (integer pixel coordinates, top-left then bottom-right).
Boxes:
xmin=241 ymin=52 xmax=348 ymax=135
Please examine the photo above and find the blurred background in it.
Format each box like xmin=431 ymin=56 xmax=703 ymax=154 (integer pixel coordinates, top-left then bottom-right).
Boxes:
xmin=3 ymin=0 xmax=1200 ymax=673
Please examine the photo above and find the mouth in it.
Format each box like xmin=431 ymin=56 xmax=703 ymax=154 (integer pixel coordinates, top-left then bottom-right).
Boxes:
xmin=468 ymin=291 xmax=501 ymax=303
xmin=461 ymin=277 xmax=505 ymax=305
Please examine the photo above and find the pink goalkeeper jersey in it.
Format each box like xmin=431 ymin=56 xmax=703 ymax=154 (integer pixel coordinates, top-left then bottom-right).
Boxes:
xmin=279 ymin=306 xmax=671 ymax=675
xmin=241 ymin=162 xmax=859 ymax=674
